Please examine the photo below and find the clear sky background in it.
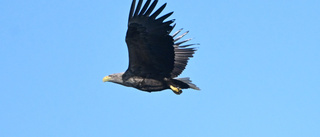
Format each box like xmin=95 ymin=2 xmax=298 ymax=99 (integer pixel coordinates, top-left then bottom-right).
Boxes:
xmin=1 ymin=0 xmax=319 ymax=137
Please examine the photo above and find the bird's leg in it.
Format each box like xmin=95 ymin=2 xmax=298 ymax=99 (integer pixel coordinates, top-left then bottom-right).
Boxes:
xmin=170 ymin=85 xmax=182 ymax=95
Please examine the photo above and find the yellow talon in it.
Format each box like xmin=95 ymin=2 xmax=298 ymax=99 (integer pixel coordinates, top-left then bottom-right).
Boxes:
xmin=170 ymin=85 xmax=182 ymax=95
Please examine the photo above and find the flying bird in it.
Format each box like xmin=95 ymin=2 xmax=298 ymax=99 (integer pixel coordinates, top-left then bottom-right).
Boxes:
xmin=103 ymin=0 xmax=199 ymax=95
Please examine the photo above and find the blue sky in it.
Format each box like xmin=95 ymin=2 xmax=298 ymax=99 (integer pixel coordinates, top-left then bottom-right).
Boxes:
xmin=1 ymin=0 xmax=319 ymax=136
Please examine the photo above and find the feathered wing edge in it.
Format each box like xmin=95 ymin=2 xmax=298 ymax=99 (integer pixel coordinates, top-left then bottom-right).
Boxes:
xmin=171 ymin=29 xmax=198 ymax=78
xmin=129 ymin=0 xmax=174 ymax=24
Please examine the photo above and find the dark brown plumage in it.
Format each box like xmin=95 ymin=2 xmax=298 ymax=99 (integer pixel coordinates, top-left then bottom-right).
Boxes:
xmin=103 ymin=0 xmax=199 ymax=95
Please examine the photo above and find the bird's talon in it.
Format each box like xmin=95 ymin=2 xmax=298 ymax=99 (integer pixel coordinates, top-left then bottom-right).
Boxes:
xmin=170 ymin=85 xmax=182 ymax=95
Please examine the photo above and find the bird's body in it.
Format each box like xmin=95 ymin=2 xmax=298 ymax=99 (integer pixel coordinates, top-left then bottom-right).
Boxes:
xmin=106 ymin=72 xmax=168 ymax=91
xmin=103 ymin=0 xmax=199 ymax=95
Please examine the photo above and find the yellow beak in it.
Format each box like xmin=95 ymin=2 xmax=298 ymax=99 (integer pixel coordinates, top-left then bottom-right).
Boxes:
xmin=102 ymin=76 xmax=111 ymax=82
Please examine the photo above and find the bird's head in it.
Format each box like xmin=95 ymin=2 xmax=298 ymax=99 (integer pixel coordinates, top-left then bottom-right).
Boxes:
xmin=102 ymin=72 xmax=124 ymax=84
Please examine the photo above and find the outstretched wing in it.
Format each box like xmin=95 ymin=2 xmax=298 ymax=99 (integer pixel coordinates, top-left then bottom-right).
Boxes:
xmin=125 ymin=0 xmax=175 ymax=78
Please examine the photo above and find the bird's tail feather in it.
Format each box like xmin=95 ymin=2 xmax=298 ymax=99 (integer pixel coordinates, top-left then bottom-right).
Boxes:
xmin=175 ymin=77 xmax=200 ymax=90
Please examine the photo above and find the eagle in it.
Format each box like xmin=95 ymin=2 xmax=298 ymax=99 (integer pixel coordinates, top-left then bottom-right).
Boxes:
xmin=103 ymin=0 xmax=199 ymax=95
